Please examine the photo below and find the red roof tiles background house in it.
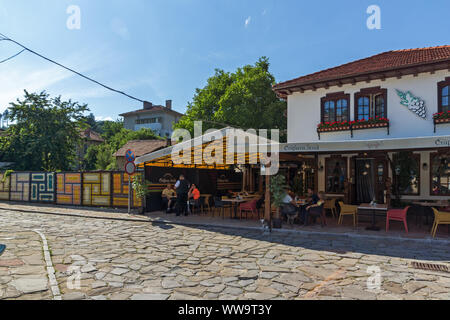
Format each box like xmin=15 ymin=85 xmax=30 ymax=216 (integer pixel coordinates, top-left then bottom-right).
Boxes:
xmin=80 ymin=128 xmax=104 ymax=143
xmin=119 ymin=105 xmax=184 ymax=118
xmin=273 ymin=45 xmax=450 ymax=96
xmin=113 ymin=140 xmax=168 ymax=158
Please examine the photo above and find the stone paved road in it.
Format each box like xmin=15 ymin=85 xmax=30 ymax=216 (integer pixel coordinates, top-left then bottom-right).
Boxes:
xmin=0 ymin=209 xmax=449 ymax=300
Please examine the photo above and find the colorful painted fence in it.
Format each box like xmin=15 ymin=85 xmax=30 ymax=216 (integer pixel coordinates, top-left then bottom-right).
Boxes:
xmin=30 ymin=172 xmax=55 ymax=203
xmin=10 ymin=173 xmax=30 ymax=202
xmin=0 ymin=173 xmax=10 ymax=200
xmin=112 ymin=172 xmax=142 ymax=208
xmin=82 ymin=172 xmax=111 ymax=207
xmin=56 ymin=173 xmax=82 ymax=205
xmin=0 ymin=171 xmax=144 ymax=209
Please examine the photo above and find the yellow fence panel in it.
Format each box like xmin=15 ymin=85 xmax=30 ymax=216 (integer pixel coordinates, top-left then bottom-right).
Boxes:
xmin=82 ymin=172 xmax=111 ymax=206
xmin=10 ymin=173 xmax=30 ymax=202
xmin=56 ymin=173 xmax=82 ymax=205
xmin=0 ymin=173 xmax=10 ymax=200
xmin=112 ymin=172 xmax=142 ymax=208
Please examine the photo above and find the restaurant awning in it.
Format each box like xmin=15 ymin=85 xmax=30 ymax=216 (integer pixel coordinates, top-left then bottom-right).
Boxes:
xmin=135 ymin=127 xmax=275 ymax=170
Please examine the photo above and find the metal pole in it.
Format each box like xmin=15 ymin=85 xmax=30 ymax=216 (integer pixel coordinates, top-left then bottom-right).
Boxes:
xmin=128 ymin=176 xmax=131 ymax=215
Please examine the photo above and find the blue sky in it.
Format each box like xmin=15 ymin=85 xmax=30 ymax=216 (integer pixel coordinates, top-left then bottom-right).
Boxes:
xmin=0 ymin=0 xmax=449 ymax=120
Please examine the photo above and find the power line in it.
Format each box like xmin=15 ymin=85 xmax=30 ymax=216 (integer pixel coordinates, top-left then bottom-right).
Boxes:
xmin=0 ymin=49 xmax=25 ymax=64
xmin=0 ymin=32 xmax=144 ymax=103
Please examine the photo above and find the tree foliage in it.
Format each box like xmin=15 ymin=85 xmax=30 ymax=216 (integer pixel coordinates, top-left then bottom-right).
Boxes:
xmin=0 ymin=91 xmax=88 ymax=171
xmin=175 ymin=57 xmax=287 ymax=141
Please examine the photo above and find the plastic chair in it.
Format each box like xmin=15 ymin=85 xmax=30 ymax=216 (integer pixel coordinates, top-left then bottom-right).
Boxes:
xmin=386 ymin=206 xmax=410 ymax=233
xmin=324 ymin=199 xmax=337 ymax=219
xmin=431 ymin=208 xmax=450 ymax=238
xmin=214 ymin=197 xmax=232 ymax=219
xmin=338 ymin=201 xmax=358 ymax=228
xmin=239 ymin=199 xmax=258 ymax=220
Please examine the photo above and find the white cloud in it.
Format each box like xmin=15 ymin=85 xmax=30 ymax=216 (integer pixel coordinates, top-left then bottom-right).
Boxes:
xmin=245 ymin=16 xmax=251 ymax=28
xmin=95 ymin=116 xmax=114 ymax=122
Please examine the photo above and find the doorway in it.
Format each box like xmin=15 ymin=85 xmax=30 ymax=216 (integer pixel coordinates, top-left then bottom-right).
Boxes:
xmin=355 ymin=158 xmax=388 ymax=204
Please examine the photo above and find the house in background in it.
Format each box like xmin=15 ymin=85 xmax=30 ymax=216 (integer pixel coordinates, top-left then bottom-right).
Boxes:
xmin=113 ymin=139 xmax=169 ymax=169
xmin=75 ymin=128 xmax=105 ymax=170
xmin=120 ymin=100 xmax=184 ymax=138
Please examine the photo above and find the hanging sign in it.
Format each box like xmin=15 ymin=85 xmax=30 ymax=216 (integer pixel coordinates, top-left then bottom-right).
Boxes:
xmin=396 ymin=89 xmax=427 ymax=119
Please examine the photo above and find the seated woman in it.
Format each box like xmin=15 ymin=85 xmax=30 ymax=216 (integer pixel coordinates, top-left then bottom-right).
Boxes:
xmin=162 ymin=184 xmax=176 ymax=213
xmin=303 ymin=191 xmax=326 ymax=226
xmin=188 ymin=184 xmax=201 ymax=210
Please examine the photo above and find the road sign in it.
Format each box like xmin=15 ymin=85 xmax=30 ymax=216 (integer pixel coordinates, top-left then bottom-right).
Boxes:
xmin=125 ymin=149 xmax=135 ymax=162
xmin=125 ymin=161 xmax=136 ymax=175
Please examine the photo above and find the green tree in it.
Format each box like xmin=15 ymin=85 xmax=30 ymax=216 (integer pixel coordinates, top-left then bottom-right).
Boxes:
xmin=83 ymin=128 xmax=163 ymax=170
xmin=0 ymin=90 xmax=88 ymax=171
xmin=175 ymin=57 xmax=287 ymax=141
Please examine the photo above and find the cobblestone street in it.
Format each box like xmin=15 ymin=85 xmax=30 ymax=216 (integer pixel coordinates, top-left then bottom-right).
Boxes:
xmin=0 ymin=208 xmax=449 ymax=300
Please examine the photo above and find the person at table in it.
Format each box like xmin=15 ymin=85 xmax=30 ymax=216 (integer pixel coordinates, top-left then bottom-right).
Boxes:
xmin=175 ymin=175 xmax=190 ymax=216
xmin=188 ymin=184 xmax=201 ymax=210
xmin=306 ymin=188 xmax=319 ymax=205
xmin=299 ymin=188 xmax=319 ymax=223
xmin=162 ymin=184 xmax=176 ymax=213
xmin=281 ymin=188 xmax=299 ymax=220
xmin=303 ymin=191 xmax=326 ymax=226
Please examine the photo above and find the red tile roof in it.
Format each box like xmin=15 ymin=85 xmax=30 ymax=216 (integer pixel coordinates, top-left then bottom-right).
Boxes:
xmin=119 ymin=105 xmax=184 ymax=118
xmin=273 ymin=46 xmax=450 ymax=93
xmin=80 ymin=128 xmax=104 ymax=143
xmin=113 ymin=140 xmax=168 ymax=157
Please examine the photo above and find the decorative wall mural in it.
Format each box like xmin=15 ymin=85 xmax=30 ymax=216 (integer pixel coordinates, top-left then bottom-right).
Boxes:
xmin=82 ymin=172 xmax=111 ymax=206
xmin=56 ymin=173 xmax=82 ymax=205
xmin=396 ymin=89 xmax=427 ymax=119
xmin=10 ymin=173 xmax=30 ymax=202
xmin=112 ymin=172 xmax=142 ymax=208
xmin=30 ymin=173 xmax=55 ymax=203
xmin=0 ymin=173 xmax=10 ymax=200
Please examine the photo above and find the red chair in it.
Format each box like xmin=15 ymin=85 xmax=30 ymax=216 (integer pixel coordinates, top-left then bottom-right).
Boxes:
xmin=239 ymin=199 xmax=258 ymax=220
xmin=386 ymin=206 xmax=410 ymax=233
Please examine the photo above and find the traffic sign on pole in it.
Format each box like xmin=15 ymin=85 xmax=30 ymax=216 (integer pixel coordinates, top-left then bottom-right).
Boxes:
xmin=125 ymin=161 xmax=136 ymax=176
xmin=125 ymin=149 xmax=135 ymax=162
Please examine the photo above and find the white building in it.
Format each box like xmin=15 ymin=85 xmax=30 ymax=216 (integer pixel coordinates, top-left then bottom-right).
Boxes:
xmin=273 ymin=46 xmax=450 ymax=203
xmin=120 ymin=100 xmax=184 ymax=138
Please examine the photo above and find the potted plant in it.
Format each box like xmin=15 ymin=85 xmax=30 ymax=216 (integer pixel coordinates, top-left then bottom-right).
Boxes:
xmin=433 ymin=111 xmax=450 ymax=124
xmin=270 ymin=174 xmax=286 ymax=229
xmin=131 ymin=173 xmax=151 ymax=214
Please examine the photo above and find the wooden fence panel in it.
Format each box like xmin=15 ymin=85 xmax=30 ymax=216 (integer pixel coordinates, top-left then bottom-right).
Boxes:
xmin=30 ymin=172 xmax=55 ymax=203
xmin=56 ymin=173 xmax=82 ymax=205
xmin=112 ymin=172 xmax=142 ymax=208
xmin=10 ymin=173 xmax=30 ymax=202
xmin=0 ymin=173 xmax=10 ymax=200
xmin=82 ymin=172 xmax=111 ymax=207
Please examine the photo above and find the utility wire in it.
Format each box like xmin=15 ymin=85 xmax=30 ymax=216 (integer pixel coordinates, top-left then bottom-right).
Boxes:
xmin=0 ymin=32 xmax=144 ymax=103
xmin=0 ymin=49 xmax=25 ymax=64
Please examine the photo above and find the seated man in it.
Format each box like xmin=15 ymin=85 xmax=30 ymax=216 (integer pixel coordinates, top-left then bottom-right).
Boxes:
xmin=162 ymin=184 xmax=176 ymax=213
xmin=303 ymin=191 xmax=326 ymax=226
xmin=281 ymin=188 xmax=298 ymax=222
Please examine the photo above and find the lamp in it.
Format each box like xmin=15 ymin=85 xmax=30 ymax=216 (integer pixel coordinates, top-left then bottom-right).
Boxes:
xmin=395 ymin=166 xmax=401 ymax=176
xmin=318 ymin=162 xmax=324 ymax=172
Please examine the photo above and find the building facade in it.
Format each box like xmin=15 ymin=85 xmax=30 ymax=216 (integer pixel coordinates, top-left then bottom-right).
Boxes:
xmin=274 ymin=46 xmax=450 ymax=203
xmin=120 ymin=100 xmax=183 ymax=138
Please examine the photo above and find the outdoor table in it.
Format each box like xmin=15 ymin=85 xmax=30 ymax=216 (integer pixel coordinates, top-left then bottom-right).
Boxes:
xmin=221 ymin=198 xmax=249 ymax=219
xmin=357 ymin=204 xmax=388 ymax=231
